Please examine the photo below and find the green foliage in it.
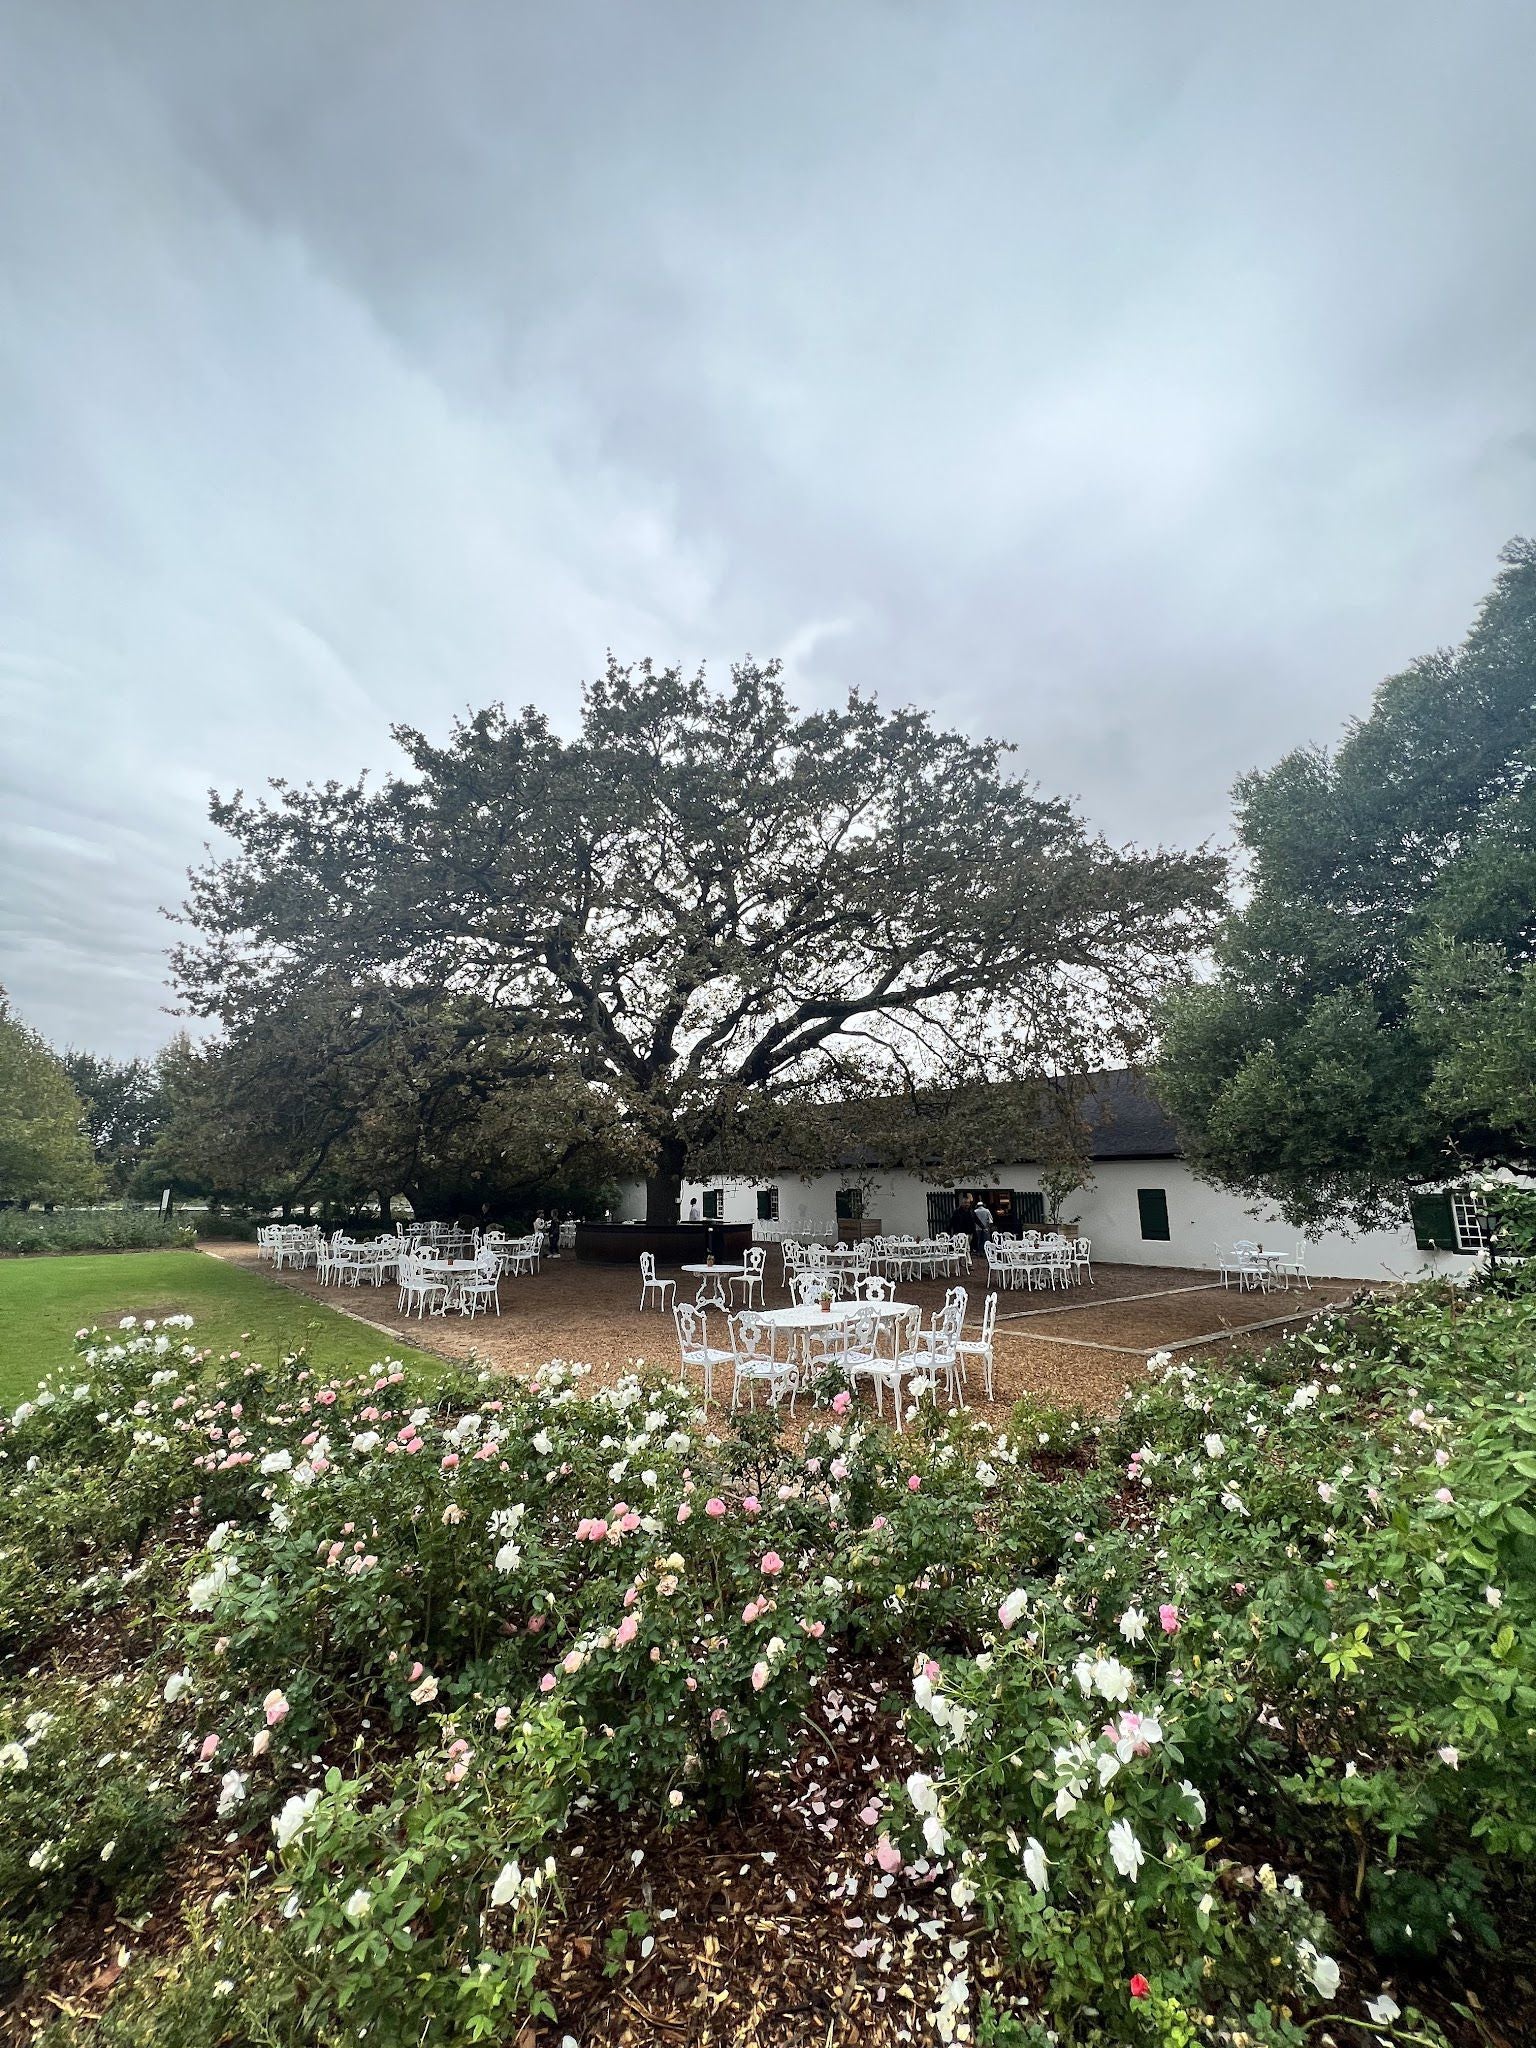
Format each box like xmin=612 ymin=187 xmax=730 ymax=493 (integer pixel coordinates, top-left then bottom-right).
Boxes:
xmin=0 ymin=1673 xmax=185 ymax=1990
xmin=172 ymin=659 xmax=1225 ymax=1219
xmin=60 ymin=1051 xmax=170 ymax=1199
xmin=3 ymin=1280 xmax=1531 ymax=2043
xmin=1158 ymin=540 xmax=1536 ymax=1229
xmin=0 ymin=1208 xmax=196 ymax=1256
xmin=0 ymin=990 xmax=100 ymax=1208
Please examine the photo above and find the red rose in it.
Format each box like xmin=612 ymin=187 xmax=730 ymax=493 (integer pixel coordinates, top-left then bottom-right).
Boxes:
xmin=1129 ymin=1974 xmax=1151 ymax=1999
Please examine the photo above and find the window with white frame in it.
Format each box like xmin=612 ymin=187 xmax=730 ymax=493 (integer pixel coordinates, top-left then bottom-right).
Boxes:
xmin=756 ymin=1186 xmax=779 ymax=1222
xmin=1451 ymin=1191 xmax=1487 ymax=1252
xmin=701 ymin=1189 xmax=724 ymax=1221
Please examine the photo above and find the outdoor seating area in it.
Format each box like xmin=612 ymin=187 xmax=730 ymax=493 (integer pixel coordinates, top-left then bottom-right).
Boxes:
xmin=1215 ymin=1240 xmax=1312 ymax=1291
xmin=255 ymin=1221 xmax=548 ymax=1317
xmin=674 ymin=1280 xmax=982 ymax=1429
xmin=983 ymin=1229 xmax=1093 ymax=1289
xmin=232 ymin=1228 xmax=1359 ymax=1423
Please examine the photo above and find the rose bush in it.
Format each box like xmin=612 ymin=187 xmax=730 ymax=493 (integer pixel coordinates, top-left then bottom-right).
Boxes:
xmin=0 ymin=1284 xmax=1530 ymax=2045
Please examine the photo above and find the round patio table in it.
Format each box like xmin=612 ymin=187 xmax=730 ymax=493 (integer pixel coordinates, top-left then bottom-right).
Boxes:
xmin=681 ymin=1262 xmax=744 ymax=1312
xmin=417 ymin=1258 xmax=481 ymax=1313
xmin=756 ymin=1299 xmax=912 ymax=1373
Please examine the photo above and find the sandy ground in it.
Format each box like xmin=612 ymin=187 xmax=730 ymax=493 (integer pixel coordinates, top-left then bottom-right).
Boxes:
xmin=204 ymin=1242 xmax=1358 ymax=1417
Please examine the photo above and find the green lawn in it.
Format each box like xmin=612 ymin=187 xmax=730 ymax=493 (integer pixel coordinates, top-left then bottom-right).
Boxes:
xmin=0 ymin=1250 xmax=454 ymax=1408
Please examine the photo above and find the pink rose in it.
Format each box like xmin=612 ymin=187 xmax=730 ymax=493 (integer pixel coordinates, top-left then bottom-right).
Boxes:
xmin=922 ymin=1658 xmax=941 ymax=1682
xmin=742 ymin=1496 xmax=761 ymax=1515
xmin=677 ymin=1503 xmax=691 ymax=1523
xmin=705 ymin=1498 xmax=727 ymax=1518
xmin=831 ymin=1391 xmax=852 ymax=1416
xmin=1435 ymin=1487 xmax=1454 ymax=1504
xmin=250 ymin=1728 xmax=270 ymax=1758
xmin=685 ymin=1675 xmax=698 ymax=1691
xmin=907 ymin=1475 xmax=921 ymax=1493
xmin=1158 ymin=1604 xmax=1180 ymax=1635
xmin=539 ymin=1673 xmax=557 ymax=1692
xmin=761 ymin=1552 xmax=783 ymax=1576
xmin=199 ymin=1733 xmax=219 ymax=1762
xmin=263 ymin=1689 xmax=290 ymax=1728
xmin=441 ymin=1452 xmax=460 ymax=1469
xmin=495 ymin=1706 xmax=513 ymax=1731
xmin=874 ymin=1836 xmax=902 ymax=1873
xmin=615 ymin=1613 xmax=639 ymax=1648
xmin=751 ymin=1661 xmax=770 ymax=1692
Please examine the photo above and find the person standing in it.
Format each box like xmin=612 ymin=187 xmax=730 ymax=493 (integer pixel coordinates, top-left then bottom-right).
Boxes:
xmin=686 ymin=1197 xmax=701 ymax=1223
xmin=972 ymin=1196 xmax=994 ymax=1252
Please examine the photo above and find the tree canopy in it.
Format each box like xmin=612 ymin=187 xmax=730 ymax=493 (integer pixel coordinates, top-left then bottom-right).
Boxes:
xmin=0 ymin=991 xmax=100 ymax=1208
xmin=1157 ymin=540 xmax=1536 ymax=1229
xmin=62 ymin=1049 xmax=169 ymax=1198
xmin=175 ymin=660 xmax=1225 ymax=1219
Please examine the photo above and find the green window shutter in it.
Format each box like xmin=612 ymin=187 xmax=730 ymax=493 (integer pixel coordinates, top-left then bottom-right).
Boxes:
xmin=1409 ymin=1190 xmax=1457 ymax=1251
xmin=1137 ymin=1188 xmax=1171 ymax=1241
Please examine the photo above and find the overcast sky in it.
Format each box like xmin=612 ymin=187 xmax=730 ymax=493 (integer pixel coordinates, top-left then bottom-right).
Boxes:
xmin=2 ymin=2 xmax=1533 ymax=1058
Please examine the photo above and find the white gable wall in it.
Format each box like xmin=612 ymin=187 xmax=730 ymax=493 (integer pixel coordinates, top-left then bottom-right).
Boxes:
xmin=635 ymin=1159 xmax=1476 ymax=1283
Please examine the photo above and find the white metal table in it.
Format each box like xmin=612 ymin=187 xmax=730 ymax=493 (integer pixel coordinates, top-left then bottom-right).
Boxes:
xmin=681 ymin=1262 xmax=744 ymax=1312
xmin=757 ymin=1299 xmax=912 ymax=1372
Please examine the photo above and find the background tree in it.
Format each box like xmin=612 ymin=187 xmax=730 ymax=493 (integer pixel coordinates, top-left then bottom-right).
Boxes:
xmin=61 ymin=1050 xmax=168 ymax=1197
xmin=147 ymin=1008 xmax=639 ymax=1221
xmin=1158 ymin=541 xmax=1536 ymax=1229
xmin=175 ymin=660 xmax=1226 ymax=1222
xmin=0 ymin=991 xmax=100 ymax=1208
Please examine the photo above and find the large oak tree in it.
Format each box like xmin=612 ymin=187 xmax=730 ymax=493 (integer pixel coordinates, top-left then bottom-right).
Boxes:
xmin=175 ymin=660 xmax=1225 ymax=1220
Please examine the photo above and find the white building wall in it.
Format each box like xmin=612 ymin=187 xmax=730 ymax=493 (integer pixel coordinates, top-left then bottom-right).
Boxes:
xmin=641 ymin=1159 xmax=1477 ymax=1284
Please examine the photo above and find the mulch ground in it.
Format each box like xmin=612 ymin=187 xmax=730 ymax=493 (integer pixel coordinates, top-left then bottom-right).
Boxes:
xmin=203 ymin=1244 xmax=1357 ymax=1416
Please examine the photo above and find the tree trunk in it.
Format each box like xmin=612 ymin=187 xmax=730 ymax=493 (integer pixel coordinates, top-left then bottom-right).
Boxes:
xmin=378 ymin=1191 xmax=393 ymax=1226
xmin=645 ymin=1135 xmax=688 ymax=1225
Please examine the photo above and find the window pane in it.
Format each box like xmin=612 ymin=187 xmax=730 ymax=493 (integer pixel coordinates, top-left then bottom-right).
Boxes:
xmin=1137 ymin=1188 xmax=1170 ymax=1241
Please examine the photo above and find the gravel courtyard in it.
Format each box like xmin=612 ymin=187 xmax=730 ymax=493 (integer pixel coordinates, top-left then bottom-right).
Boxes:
xmin=204 ymin=1242 xmax=1360 ymax=1415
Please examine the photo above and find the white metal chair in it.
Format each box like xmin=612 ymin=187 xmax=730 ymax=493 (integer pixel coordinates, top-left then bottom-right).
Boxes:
xmin=843 ymin=1304 xmax=905 ymax=1422
xmin=730 ymin=1245 xmax=768 ymax=1308
xmin=854 ymin=1273 xmax=896 ymax=1301
xmin=728 ymin=1312 xmax=799 ymax=1414
xmin=398 ymin=1255 xmax=452 ymax=1319
xmin=955 ymin=1290 xmax=999 ymax=1401
xmin=456 ymin=1252 xmax=502 ymax=1318
xmin=674 ymin=1304 xmax=733 ymax=1405
xmin=639 ymin=1252 xmax=676 ymax=1312
xmin=788 ymin=1271 xmax=829 ymax=1307
xmin=911 ymin=1294 xmax=967 ymax=1406
xmin=1276 ymin=1247 xmax=1311 ymax=1289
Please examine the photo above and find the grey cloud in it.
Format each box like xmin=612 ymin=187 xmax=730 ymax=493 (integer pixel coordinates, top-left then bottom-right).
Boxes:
xmin=2 ymin=0 xmax=1533 ymax=1054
